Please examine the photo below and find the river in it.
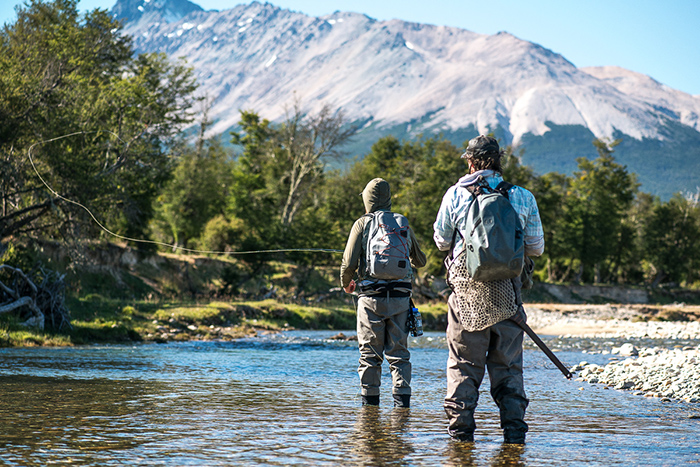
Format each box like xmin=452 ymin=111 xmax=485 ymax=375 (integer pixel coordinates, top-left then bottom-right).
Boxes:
xmin=1 ymin=331 xmax=699 ymax=466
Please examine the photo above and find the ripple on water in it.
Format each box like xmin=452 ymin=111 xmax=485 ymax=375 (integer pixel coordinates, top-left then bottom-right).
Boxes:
xmin=0 ymin=332 xmax=699 ymax=465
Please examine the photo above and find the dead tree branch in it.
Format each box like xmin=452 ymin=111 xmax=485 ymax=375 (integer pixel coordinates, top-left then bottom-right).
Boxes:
xmin=0 ymin=264 xmax=71 ymax=330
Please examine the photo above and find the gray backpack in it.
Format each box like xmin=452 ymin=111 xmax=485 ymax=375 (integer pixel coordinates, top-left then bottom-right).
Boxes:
xmin=449 ymin=179 xmax=524 ymax=282
xmin=363 ymin=211 xmax=411 ymax=280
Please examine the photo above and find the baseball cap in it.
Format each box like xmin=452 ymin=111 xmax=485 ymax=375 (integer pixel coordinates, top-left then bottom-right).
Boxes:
xmin=461 ymin=135 xmax=501 ymax=159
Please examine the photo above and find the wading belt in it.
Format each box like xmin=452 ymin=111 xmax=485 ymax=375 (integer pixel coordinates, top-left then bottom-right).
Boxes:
xmin=359 ymin=281 xmax=412 ymax=298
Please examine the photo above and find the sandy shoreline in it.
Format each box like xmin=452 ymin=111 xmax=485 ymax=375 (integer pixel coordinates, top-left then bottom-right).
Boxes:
xmin=525 ymin=303 xmax=700 ymax=339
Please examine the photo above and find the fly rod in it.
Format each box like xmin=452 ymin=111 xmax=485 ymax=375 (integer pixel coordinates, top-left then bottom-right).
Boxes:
xmin=510 ymin=308 xmax=572 ymax=379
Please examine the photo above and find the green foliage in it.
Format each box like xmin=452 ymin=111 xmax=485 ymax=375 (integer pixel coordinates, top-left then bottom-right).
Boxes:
xmin=151 ymin=136 xmax=234 ymax=248
xmin=0 ymin=241 xmax=39 ymax=272
xmin=501 ymin=145 xmax=538 ymax=188
xmin=225 ymin=105 xmax=355 ymax=264
xmin=642 ymin=193 xmax=700 ymax=286
xmin=228 ymin=111 xmax=286 ymax=250
xmin=195 ymin=215 xmax=246 ymax=253
xmin=0 ymin=0 xmax=197 ymax=245
xmin=553 ymin=139 xmax=639 ymax=283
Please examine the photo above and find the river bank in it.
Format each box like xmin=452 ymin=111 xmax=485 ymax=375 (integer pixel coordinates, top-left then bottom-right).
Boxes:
xmin=526 ymin=303 xmax=700 ymax=338
xmin=572 ymin=347 xmax=700 ymax=403
xmin=523 ymin=303 xmax=700 ymax=404
xmin=3 ymin=298 xmax=700 ymax=346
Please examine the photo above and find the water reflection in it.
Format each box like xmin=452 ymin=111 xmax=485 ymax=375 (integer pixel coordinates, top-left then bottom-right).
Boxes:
xmin=0 ymin=375 xmax=157 ymax=464
xmin=491 ymin=444 xmax=526 ymax=467
xmin=350 ymin=406 xmax=413 ymax=465
xmin=443 ymin=435 xmax=526 ymax=466
xmin=444 ymin=440 xmax=476 ymax=466
xmin=0 ymin=333 xmax=698 ymax=466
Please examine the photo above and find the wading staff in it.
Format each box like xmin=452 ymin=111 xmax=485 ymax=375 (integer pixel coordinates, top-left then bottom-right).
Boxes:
xmin=509 ymin=308 xmax=572 ymax=379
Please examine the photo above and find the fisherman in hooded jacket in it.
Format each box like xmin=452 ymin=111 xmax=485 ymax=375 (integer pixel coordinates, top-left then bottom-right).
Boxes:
xmin=340 ymin=178 xmax=427 ymax=408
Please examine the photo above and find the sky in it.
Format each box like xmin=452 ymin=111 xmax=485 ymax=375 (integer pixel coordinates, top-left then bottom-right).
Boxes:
xmin=2 ymin=0 xmax=699 ymax=96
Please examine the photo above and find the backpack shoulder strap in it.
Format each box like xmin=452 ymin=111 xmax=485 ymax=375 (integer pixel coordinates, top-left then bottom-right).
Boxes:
xmin=361 ymin=212 xmax=376 ymax=246
xmin=448 ymin=227 xmax=464 ymax=260
xmin=494 ymin=181 xmax=514 ymax=199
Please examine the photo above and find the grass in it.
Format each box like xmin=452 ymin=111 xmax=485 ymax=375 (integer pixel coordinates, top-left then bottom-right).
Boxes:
xmin=2 ymin=292 xmax=454 ymax=347
xmin=416 ymin=301 xmax=448 ymax=331
xmin=6 ymin=244 xmax=698 ymax=347
xmin=1 ymin=295 xmax=361 ymax=347
xmin=0 ymin=315 xmax=73 ymax=347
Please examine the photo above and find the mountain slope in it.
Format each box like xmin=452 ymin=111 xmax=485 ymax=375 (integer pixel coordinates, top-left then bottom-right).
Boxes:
xmin=582 ymin=66 xmax=700 ymax=131
xmin=113 ymin=0 xmax=700 ymax=199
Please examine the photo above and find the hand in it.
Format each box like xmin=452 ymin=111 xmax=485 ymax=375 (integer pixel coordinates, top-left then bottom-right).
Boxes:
xmin=344 ymin=280 xmax=356 ymax=294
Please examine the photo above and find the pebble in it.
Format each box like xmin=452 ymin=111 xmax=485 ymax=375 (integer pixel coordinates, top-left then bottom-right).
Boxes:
xmin=526 ymin=306 xmax=700 ymax=403
xmin=527 ymin=307 xmax=700 ymax=340
xmin=571 ymin=346 xmax=700 ymax=403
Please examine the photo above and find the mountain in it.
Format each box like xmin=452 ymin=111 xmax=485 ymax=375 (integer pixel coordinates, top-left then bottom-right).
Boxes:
xmin=112 ymin=0 xmax=700 ymax=199
xmin=112 ymin=0 xmax=202 ymax=25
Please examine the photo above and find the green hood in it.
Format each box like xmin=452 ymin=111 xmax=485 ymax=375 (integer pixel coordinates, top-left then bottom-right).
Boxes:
xmin=362 ymin=178 xmax=392 ymax=213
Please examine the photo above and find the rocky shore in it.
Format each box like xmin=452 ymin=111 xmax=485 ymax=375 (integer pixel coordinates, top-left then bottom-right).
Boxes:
xmin=571 ymin=346 xmax=700 ymax=403
xmin=524 ymin=304 xmax=700 ymax=403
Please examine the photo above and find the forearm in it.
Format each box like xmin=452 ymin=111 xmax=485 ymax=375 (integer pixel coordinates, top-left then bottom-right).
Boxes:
xmin=339 ymin=220 xmax=364 ymax=287
xmin=433 ymin=186 xmax=463 ymax=252
xmin=409 ymin=230 xmax=427 ymax=268
xmin=433 ymin=205 xmax=454 ymax=251
xmin=524 ymin=235 xmax=544 ymax=257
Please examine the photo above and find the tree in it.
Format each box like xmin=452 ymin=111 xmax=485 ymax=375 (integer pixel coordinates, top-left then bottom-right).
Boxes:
xmin=228 ymin=111 xmax=282 ymax=253
xmin=609 ymin=191 xmax=654 ymax=284
xmin=559 ymin=139 xmax=639 ymax=283
xmin=642 ymin=193 xmax=700 ymax=287
xmin=228 ymin=104 xmax=355 ymax=251
xmin=501 ymin=144 xmax=538 ymax=189
xmin=0 ymin=0 xmax=198 ymax=244
xmin=151 ymin=135 xmax=233 ymax=250
xmin=501 ymin=146 xmax=570 ymax=282
xmin=277 ymin=102 xmax=356 ymax=227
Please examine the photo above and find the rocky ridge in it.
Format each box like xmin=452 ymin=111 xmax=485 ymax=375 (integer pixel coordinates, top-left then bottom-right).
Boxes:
xmin=109 ymin=0 xmax=700 ymax=199
xmin=113 ymin=0 xmax=700 ymax=144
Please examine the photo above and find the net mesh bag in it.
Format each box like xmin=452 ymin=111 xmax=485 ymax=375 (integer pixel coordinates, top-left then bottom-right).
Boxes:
xmin=445 ymin=251 xmax=517 ymax=332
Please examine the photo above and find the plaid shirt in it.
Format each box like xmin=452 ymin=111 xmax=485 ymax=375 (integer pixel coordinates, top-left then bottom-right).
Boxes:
xmin=433 ymin=172 xmax=544 ymax=257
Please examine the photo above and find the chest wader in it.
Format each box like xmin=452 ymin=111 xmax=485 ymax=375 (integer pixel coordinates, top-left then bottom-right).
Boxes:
xmin=356 ymin=282 xmax=412 ymax=408
xmin=443 ymin=275 xmax=528 ymax=444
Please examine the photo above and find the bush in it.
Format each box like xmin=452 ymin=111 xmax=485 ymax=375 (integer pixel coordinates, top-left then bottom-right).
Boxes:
xmin=196 ymin=216 xmax=246 ymax=253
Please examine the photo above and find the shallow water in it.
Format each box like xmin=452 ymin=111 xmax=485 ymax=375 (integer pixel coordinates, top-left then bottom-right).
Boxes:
xmin=1 ymin=331 xmax=699 ymax=466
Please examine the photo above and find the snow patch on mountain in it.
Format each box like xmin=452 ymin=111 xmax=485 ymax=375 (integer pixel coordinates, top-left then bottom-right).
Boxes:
xmin=582 ymin=66 xmax=700 ymax=132
xmin=114 ymin=0 xmax=700 ymax=146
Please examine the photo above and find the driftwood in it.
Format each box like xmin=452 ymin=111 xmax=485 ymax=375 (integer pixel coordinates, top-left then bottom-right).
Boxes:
xmin=0 ymin=264 xmax=71 ymax=330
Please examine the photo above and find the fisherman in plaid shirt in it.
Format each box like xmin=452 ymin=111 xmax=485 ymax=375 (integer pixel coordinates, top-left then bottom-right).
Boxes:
xmin=433 ymin=135 xmax=544 ymax=445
